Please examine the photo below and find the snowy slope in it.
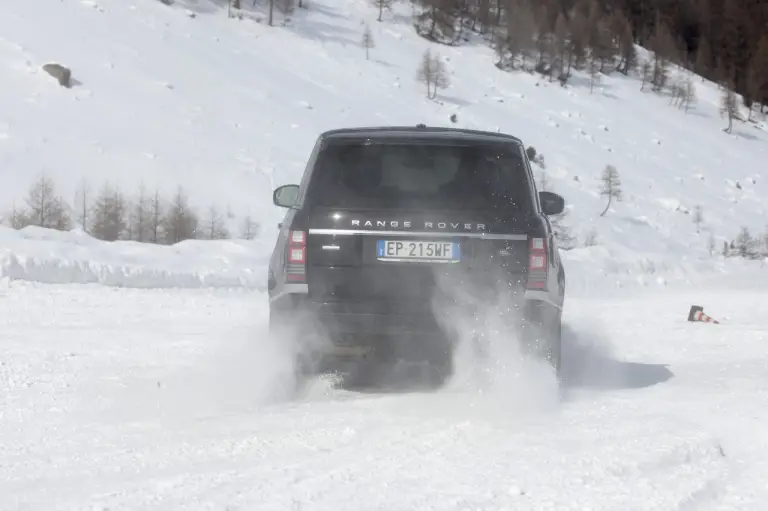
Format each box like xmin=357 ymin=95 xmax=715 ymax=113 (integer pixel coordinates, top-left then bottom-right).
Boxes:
xmin=0 ymin=0 xmax=767 ymax=290
xmin=2 ymin=282 xmax=768 ymax=510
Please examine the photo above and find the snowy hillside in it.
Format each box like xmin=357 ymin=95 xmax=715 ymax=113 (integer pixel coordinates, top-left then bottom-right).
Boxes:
xmin=1 ymin=0 xmax=767 ymax=289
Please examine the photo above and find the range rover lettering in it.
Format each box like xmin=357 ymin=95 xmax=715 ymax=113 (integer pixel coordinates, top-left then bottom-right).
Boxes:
xmin=268 ymin=125 xmax=566 ymax=389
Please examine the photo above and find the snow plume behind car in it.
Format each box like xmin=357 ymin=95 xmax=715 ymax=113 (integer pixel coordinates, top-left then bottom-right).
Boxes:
xmin=107 ymin=304 xmax=342 ymax=423
xmin=430 ymin=270 xmax=561 ymax=413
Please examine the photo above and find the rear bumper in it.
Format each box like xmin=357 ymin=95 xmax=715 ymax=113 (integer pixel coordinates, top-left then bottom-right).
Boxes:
xmin=269 ymin=285 xmax=563 ymax=369
xmin=270 ymin=287 xmax=560 ymax=341
xmin=274 ymin=296 xmax=448 ymax=337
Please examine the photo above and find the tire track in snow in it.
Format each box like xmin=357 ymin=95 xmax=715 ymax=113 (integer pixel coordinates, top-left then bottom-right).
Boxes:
xmin=604 ymin=434 xmax=730 ymax=510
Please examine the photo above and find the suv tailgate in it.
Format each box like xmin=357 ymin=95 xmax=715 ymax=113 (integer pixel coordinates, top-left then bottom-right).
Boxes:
xmin=305 ymin=209 xmax=530 ymax=303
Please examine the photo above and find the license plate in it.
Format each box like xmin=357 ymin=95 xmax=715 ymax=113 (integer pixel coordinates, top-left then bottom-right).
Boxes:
xmin=376 ymin=240 xmax=460 ymax=263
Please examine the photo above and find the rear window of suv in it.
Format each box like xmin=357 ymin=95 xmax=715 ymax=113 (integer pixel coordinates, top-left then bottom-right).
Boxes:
xmin=306 ymin=138 xmax=533 ymax=210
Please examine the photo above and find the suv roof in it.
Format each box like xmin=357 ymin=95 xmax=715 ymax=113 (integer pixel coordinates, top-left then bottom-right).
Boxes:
xmin=319 ymin=125 xmax=524 ymax=145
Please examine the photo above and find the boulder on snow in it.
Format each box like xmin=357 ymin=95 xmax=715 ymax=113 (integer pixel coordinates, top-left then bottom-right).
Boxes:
xmin=42 ymin=63 xmax=72 ymax=88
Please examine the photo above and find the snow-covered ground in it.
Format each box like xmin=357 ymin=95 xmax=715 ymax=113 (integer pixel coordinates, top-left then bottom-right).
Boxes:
xmin=2 ymin=281 xmax=768 ymax=510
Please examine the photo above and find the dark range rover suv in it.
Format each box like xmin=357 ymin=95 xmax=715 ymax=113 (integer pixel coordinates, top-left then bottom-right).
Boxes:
xmin=268 ymin=125 xmax=566 ymax=387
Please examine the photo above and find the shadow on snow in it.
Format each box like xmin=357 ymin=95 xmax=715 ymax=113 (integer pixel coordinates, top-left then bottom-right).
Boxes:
xmin=560 ymin=324 xmax=674 ymax=391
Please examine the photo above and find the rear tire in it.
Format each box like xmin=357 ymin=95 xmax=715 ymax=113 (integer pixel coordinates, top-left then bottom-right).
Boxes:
xmin=268 ymin=306 xmax=317 ymax=398
xmin=548 ymin=313 xmax=562 ymax=378
xmin=521 ymin=303 xmax=562 ymax=379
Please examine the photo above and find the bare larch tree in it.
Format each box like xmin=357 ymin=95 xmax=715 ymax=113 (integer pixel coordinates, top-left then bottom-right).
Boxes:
xmin=20 ymin=174 xmax=71 ymax=230
xmin=204 ymin=205 xmax=230 ymax=240
xmin=417 ymin=48 xmax=449 ymax=100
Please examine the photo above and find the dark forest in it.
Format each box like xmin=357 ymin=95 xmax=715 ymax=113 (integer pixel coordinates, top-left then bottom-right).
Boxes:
xmin=409 ymin=0 xmax=768 ymax=111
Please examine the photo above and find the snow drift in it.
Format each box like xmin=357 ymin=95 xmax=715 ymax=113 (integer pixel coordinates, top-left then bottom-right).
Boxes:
xmin=1 ymin=224 xmax=765 ymax=291
xmin=0 ymin=226 xmax=270 ymax=289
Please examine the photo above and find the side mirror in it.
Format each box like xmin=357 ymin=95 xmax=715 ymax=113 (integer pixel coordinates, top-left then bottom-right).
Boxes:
xmin=273 ymin=184 xmax=300 ymax=208
xmin=539 ymin=191 xmax=564 ymax=216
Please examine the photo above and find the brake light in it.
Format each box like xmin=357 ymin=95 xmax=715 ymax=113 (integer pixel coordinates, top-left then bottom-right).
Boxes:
xmin=527 ymin=237 xmax=548 ymax=290
xmin=286 ymin=230 xmax=306 ymax=282
xmin=289 ymin=247 xmax=305 ymax=264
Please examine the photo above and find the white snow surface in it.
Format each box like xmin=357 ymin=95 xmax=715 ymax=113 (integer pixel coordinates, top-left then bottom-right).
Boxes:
xmin=2 ymin=282 xmax=768 ymax=510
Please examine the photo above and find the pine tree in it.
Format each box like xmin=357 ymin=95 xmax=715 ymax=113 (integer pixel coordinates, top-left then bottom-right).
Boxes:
xmin=695 ymin=37 xmax=712 ymax=77
xmin=762 ymin=226 xmax=768 ymax=257
xmin=162 ymin=186 xmax=198 ymax=244
xmin=720 ymin=81 xmax=739 ymax=134
xmin=735 ymin=226 xmax=758 ymax=258
xmin=505 ymin=0 xmax=536 ymax=70
xmin=747 ymin=34 xmax=768 ymax=120
xmin=362 ymin=23 xmax=375 ymax=60
xmin=648 ymin=20 xmax=675 ymax=92
xmin=73 ymin=178 xmax=90 ymax=232
xmin=587 ymin=14 xmax=616 ymax=74
xmin=614 ymin=13 xmax=636 ymax=75
xmin=693 ymin=205 xmax=703 ymax=233
xmin=599 ymin=164 xmax=622 ymax=217
xmin=89 ymin=183 xmax=128 ymax=242
xmin=640 ymin=59 xmax=652 ymax=91
xmin=566 ymin=1 xmax=589 ymax=70
xmin=130 ymin=183 xmax=153 ymax=243
xmin=149 ymin=188 xmax=164 ymax=244
xmin=8 ymin=202 xmax=26 ymax=229
xmin=553 ymin=12 xmax=571 ymax=83
xmin=588 ymin=54 xmax=601 ymax=93
xmin=682 ymin=75 xmax=697 ymax=113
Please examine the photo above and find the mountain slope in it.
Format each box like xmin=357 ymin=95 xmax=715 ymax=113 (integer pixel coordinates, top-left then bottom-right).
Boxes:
xmin=0 ymin=0 xmax=766 ymax=289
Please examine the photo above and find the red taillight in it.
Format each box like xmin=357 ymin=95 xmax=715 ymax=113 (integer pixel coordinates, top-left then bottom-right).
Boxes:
xmin=529 ymin=237 xmax=547 ymax=268
xmin=288 ymin=247 xmax=305 ymax=264
xmin=286 ymin=230 xmax=306 ymax=281
xmin=527 ymin=237 xmax=548 ymax=290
